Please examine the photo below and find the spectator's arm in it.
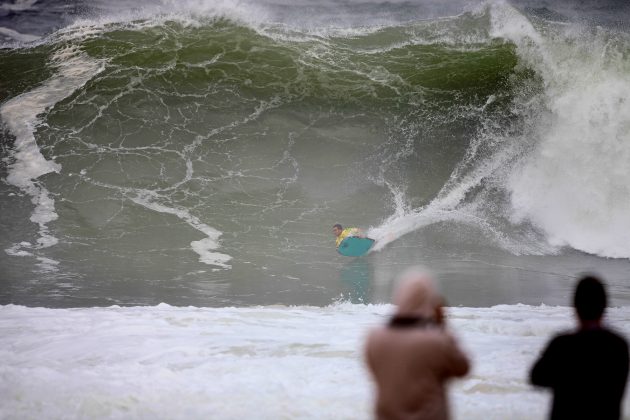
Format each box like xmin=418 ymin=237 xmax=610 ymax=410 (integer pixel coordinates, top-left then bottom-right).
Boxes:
xmin=443 ymin=334 xmax=470 ymax=378
xmin=530 ymin=339 xmax=558 ymax=388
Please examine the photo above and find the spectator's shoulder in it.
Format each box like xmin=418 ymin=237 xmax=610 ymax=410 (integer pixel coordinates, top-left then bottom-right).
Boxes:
xmin=549 ymin=330 xmax=574 ymax=343
xmin=542 ymin=330 xmax=577 ymax=353
xmin=603 ymin=328 xmax=629 ymax=349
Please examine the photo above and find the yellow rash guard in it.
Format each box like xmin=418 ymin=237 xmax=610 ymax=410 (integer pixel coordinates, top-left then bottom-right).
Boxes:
xmin=336 ymin=227 xmax=360 ymax=248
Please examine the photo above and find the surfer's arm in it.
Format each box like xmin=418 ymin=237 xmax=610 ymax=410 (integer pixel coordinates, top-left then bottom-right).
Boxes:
xmin=348 ymin=227 xmax=365 ymax=238
xmin=335 ymin=227 xmax=368 ymax=248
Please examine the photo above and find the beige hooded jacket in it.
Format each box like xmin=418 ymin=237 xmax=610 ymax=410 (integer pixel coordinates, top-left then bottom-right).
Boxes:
xmin=365 ymin=271 xmax=470 ymax=420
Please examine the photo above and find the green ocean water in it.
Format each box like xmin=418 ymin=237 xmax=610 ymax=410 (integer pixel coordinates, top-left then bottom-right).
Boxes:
xmin=1 ymin=3 xmax=630 ymax=308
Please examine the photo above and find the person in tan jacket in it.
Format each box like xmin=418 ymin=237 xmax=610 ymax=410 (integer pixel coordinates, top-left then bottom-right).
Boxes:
xmin=365 ymin=268 xmax=470 ymax=420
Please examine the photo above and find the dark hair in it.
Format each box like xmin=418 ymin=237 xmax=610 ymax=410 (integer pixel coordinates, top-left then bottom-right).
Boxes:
xmin=574 ymin=275 xmax=607 ymax=321
xmin=333 ymin=224 xmax=343 ymax=230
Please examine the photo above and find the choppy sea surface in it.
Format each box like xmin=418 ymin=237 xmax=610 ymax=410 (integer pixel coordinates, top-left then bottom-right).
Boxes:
xmin=1 ymin=0 xmax=630 ymax=418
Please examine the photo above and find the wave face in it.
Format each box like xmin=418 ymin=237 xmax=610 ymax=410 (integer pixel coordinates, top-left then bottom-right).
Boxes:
xmin=1 ymin=0 xmax=630 ymax=307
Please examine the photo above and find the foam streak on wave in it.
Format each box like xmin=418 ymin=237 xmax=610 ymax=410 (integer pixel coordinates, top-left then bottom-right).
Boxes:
xmin=1 ymin=45 xmax=103 ymax=269
xmin=128 ymin=190 xmax=232 ymax=269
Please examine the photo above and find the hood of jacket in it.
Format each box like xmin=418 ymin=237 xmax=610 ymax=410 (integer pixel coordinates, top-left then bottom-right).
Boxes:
xmin=393 ymin=269 xmax=441 ymax=319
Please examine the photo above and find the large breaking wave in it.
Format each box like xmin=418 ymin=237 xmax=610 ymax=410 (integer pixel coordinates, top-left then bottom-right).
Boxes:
xmin=1 ymin=0 xmax=629 ymax=306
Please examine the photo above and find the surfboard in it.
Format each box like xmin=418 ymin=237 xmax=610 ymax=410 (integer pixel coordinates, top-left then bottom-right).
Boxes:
xmin=337 ymin=236 xmax=375 ymax=257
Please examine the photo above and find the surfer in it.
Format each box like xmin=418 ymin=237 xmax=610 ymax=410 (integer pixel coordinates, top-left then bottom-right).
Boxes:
xmin=332 ymin=223 xmax=363 ymax=248
xmin=333 ymin=224 xmax=375 ymax=257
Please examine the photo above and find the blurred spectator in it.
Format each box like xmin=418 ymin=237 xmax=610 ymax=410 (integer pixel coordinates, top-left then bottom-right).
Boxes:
xmin=365 ymin=268 xmax=470 ymax=420
xmin=530 ymin=275 xmax=629 ymax=420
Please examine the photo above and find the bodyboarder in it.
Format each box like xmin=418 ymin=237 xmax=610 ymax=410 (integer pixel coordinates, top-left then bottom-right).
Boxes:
xmin=332 ymin=223 xmax=363 ymax=248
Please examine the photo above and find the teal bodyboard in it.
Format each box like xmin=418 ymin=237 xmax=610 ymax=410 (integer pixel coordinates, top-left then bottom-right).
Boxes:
xmin=337 ymin=237 xmax=375 ymax=257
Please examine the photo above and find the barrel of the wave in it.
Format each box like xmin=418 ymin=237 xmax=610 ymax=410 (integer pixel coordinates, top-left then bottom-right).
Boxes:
xmin=333 ymin=224 xmax=375 ymax=257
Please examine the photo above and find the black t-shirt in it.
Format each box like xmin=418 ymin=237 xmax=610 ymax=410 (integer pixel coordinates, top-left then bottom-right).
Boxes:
xmin=530 ymin=327 xmax=629 ymax=420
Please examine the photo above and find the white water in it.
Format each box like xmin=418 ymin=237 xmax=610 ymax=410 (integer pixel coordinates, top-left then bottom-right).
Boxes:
xmin=492 ymin=4 xmax=630 ymax=259
xmin=1 ymin=37 xmax=233 ymax=270
xmin=369 ymin=1 xmax=630 ymax=260
xmin=1 ymin=46 xmax=103 ymax=271
xmin=129 ymin=191 xmax=232 ymax=269
xmin=1 ymin=303 xmax=629 ymax=419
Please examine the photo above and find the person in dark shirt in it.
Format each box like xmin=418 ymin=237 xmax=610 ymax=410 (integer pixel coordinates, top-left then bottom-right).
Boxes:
xmin=530 ymin=275 xmax=629 ymax=420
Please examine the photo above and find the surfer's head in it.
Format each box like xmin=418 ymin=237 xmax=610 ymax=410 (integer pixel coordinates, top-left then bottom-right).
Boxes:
xmin=574 ymin=275 xmax=607 ymax=322
xmin=332 ymin=224 xmax=343 ymax=237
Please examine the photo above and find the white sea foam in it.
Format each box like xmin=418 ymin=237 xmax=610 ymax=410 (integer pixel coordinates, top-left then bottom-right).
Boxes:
xmin=129 ymin=190 xmax=232 ymax=269
xmin=1 ymin=303 xmax=628 ymax=419
xmin=489 ymin=1 xmax=630 ymax=258
xmin=55 ymin=0 xmax=477 ymax=45
xmin=1 ymin=46 xmax=103 ymax=267
xmin=56 ymin=0 xmax=272 ymax=39
xmin=369 ymin=1 xmax=630 ymax=259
